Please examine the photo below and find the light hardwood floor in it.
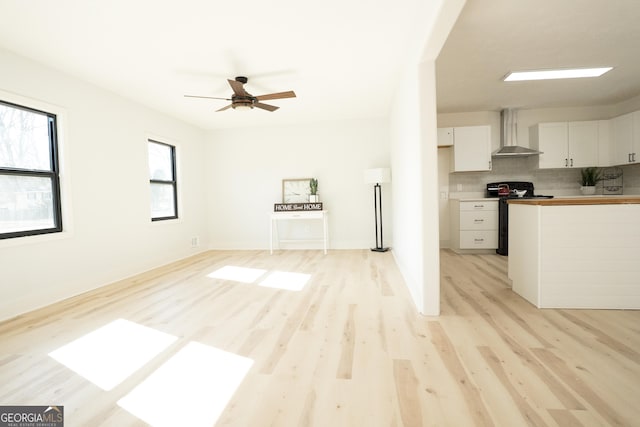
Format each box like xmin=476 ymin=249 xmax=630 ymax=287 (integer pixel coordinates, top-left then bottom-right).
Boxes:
xmin=1 ymin=249 xmax=639 ymax=426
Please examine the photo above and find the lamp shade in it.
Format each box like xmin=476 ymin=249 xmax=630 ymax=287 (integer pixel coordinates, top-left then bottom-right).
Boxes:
xmin=364 ymin=168 xmax=391 ymax=184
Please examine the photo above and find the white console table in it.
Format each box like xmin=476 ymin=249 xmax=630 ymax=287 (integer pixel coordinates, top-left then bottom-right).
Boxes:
xmin=270 ymin=210 xmax=328 ymax=254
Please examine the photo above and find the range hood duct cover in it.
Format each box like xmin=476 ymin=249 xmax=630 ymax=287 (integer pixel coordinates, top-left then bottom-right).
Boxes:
xmin=492 ymin=109 xmax=542 ymax=157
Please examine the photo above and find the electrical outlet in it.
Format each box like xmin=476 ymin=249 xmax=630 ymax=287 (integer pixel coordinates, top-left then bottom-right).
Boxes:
xmin=191 ymin=237 xmax=199 ymax=248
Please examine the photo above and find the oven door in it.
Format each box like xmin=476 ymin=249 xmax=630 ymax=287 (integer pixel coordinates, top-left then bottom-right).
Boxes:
xmin=496 ymin=197 xmax=509 ymax=256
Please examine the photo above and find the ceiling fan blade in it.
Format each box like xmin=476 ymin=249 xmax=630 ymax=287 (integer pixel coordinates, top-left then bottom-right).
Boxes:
xmin=228 ymin=79 xmax=249 ymax=96
xmin=216 ymin=104 xmax=233 ymax=112
xmin=255 ymin=91 xmax=297 ymax=101
xmin=184 ymin=94 xmax=231 ymax=101
xmin=254 ymin=102 xmax=279 ymax=112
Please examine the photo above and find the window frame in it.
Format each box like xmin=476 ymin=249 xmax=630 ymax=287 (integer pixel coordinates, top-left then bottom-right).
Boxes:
xmin=148 ymin=139 xmax=178 ymax=221
xmin=0 ymin=100 xmax=63 ymax=240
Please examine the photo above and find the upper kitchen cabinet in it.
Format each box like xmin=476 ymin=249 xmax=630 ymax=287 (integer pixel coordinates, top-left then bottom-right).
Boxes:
xmin=568 ymin=121 xmax=600 ymax=167
xmin=437 ymin=128 xmax=454 ymax=147
xmin=450 ymin=125 xmax=492 ymax=172
xmin=597 ymin=120 xmax=612 ymax=166
xmin=531 ymin=121 xmax=598 ymax=169
xmin=612 ymin=111 xmax=639 ymax=165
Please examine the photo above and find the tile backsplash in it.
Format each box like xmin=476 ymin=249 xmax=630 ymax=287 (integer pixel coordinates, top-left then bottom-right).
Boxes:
xmin=449 ymin=157 xmax=640 ymax=196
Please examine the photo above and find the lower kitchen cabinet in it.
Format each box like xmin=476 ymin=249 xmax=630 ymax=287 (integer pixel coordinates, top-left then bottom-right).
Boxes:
xmin=450 ymin=199 xmax=498 ymax=252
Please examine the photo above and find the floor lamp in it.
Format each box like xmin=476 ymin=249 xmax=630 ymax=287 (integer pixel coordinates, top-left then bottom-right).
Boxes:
xmin=364 ymin=168 xmax=391 ymax=252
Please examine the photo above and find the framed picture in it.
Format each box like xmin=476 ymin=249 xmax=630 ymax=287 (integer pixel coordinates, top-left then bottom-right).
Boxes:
xmin=282 ymin=178 xmax=311 ymax=203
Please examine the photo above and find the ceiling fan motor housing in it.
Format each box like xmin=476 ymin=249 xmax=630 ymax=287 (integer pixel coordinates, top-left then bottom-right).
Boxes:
xmin=231 ymin=94 xmax=256 ymax=109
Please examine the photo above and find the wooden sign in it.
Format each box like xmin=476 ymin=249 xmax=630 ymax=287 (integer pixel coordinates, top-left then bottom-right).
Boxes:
xmin=274 ymin=203 xmax=323 ymax=212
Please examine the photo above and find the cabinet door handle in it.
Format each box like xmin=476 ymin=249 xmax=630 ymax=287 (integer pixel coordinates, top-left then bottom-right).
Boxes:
xmin=488 ymin=160 xmax=492 ymax=170
xmin=473 ymin=205 xmax=484 ymax=208
xmin=633 ymin=153 xmax=637 ymax=162
xmin=565 ymin=158 xmax=568 ymax=167
xmin=570 ymin=158 xmax=574 ymax=167
xmin=474 ymin=219 xmax=484 ymax=223
xmin=474 ymin=238 xmax=484 ymax=243
xmin=629 ymin=153 xmax=633 ymax=163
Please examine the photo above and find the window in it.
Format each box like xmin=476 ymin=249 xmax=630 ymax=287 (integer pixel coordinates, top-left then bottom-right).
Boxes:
xmin=148 ymin=139 xmax=177 ymax=221
xmin=0 ymin=100 xmax=62 ymax=239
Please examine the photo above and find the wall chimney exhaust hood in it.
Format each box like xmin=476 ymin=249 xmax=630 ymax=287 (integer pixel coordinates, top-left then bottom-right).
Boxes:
xmin=492 ymin=109 xmax=542 ymax=157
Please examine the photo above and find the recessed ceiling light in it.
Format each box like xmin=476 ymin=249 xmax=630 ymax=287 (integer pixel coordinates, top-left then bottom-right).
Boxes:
xmin=503 ymin=67 xmax=613 ymax=82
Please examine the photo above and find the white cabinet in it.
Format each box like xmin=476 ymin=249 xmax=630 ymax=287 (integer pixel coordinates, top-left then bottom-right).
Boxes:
xmin=597 ymin=120 xmax=612 ymax=166
xmin=635 ymin=110 xmax=640 ymax=163
xmin=531 ymin=122 xmax=567 ymax=169
xmin=450 ymin=199 xmax=498 ymax=252
xmin=437 ymin=127 xmax=454 ymax=147
xmin=568 ymin=121 xmax=599 ymax=167
xmin=449 ymin=125 xmax=492 ymax=172
xmin=531 ymin=121 xmax=598 ymax=169
xmin=612 ymin=111 xmax=639 ymax=165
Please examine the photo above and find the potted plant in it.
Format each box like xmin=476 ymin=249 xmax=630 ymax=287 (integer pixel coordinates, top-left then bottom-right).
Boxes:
xmin=309 ymin=178 xmax=319 ymax=202
xmin=579 ymin=167 xmax=601 ymax=195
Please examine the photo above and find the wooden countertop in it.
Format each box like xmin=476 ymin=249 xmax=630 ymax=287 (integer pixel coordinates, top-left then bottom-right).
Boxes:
xmin=508 ymin=196 xmax=640 ymax=206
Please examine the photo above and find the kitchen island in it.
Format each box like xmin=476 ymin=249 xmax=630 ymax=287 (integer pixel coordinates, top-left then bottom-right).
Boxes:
xmin=507 ymin=196 xmax=640 ymax=309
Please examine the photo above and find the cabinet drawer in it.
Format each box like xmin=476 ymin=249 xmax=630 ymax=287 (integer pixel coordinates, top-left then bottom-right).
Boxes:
xmin=460 ymin=231 xmax=498 ymax=249
xmin=460 ymin=210 xmax=497 ymax=230
xmin=459 ymin=201 xmax=498 ymax=211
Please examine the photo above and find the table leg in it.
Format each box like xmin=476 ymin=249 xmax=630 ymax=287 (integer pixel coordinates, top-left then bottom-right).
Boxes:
xmin=323 ymin=213 xmax=328 ymax=255
xmin=270 ymin=218 xmax=274 ymax=254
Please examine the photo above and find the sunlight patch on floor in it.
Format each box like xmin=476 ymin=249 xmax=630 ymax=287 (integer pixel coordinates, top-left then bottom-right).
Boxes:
xmin=207 ymin=265 xmax=310 ymax=291
xmin=207 ymin=265 xmax=267 ymax=283
xmin=48 ymin=319 xmax=177 ymax=390
xmin=117 ymin=341 xmax=254 ymax=427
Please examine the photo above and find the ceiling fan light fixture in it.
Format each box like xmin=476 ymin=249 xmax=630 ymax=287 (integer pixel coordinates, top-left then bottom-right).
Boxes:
xmin=503 ymin=67 xmax=613 ymax=82
xmin=231 ymin=103 xmax=253 ymax=111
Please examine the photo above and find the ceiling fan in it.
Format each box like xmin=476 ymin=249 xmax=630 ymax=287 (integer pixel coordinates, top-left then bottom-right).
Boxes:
xmin=184 ymin=76 xmax=296 ymax=112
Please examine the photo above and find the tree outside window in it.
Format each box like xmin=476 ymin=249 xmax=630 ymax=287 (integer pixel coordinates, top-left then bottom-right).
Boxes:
xmin=0 ymin=101 xmax=62 ymax=239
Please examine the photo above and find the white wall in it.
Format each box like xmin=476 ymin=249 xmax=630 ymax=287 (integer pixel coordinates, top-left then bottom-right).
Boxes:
xmin=388 ymin=0 xmax=465 ymax=315
xmin=205 ymin=118 xmax=391 ymax=250
xmin=0 ymin=49 xmax=209 ymax=321
xmin=418 ymin=60 xmax=443 ymax=315
xmin=389 ymin=65 xmax=425 ymax=312
xmin=611 ymin=93 xmax=640 ymax=116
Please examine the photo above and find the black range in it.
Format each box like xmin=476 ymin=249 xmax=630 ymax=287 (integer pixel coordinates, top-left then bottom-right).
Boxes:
xmin=486 ymin=181 xmax=553 ymax=256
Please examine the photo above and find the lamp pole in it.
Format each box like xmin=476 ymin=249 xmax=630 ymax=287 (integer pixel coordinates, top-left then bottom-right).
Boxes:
xmin=371 ymin=182 xmax=388 ymax=252
xmin=364 ymin=168 xmax=391 ymax=252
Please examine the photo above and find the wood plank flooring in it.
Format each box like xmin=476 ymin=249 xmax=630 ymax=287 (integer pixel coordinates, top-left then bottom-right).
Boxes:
xmin=0 ymin=249 xmax=639 ymax=426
